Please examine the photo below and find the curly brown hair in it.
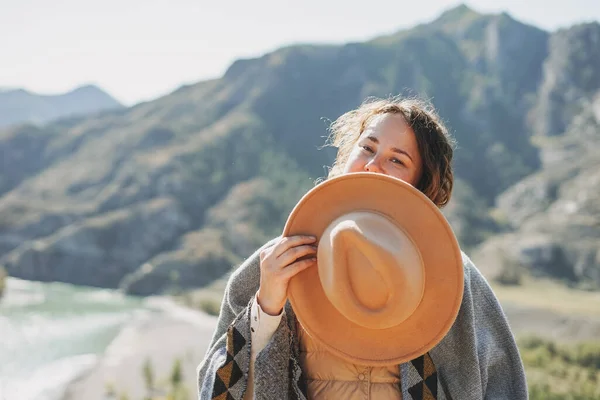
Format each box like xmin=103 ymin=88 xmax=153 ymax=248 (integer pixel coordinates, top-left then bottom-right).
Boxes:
xmin=324 ymin=96 xmax=456 ymax=208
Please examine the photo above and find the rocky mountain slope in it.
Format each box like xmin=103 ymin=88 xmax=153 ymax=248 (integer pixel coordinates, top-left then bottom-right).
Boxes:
xmin=473 ymin=23 xmax=600 ymax=287
xmin=0 ymin=85 xmax=123 ymax=129
xmin=0 ymin=5 xmax=598 ymax=295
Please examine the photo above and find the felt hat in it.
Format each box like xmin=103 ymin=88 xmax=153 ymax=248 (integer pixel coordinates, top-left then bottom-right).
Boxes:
xmin=283 ymin=172 xmax=464 ymax=366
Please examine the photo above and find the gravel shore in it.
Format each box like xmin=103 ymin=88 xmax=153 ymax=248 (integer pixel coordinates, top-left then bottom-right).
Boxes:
xmin=62 ymin=298 xmax=218 ymax=400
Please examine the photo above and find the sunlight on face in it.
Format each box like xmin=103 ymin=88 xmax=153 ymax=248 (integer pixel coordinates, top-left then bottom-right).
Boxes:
xmin=343 ymin=113 xmax=423 ymax=186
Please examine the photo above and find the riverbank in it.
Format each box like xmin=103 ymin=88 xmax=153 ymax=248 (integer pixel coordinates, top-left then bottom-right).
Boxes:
xmin=0 ymin=277 xmax=147 ymax=400
xmin=62 ymin=297 xmax=218 ymax=400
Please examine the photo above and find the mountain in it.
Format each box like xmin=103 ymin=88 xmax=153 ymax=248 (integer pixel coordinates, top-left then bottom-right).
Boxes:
xmin=0 ymin=85 xmax=123 ymax=128
xmin=0 ymin=5 xmax=598 ymax=296
xmin=473 ymin=22 xmax=600 ymax=288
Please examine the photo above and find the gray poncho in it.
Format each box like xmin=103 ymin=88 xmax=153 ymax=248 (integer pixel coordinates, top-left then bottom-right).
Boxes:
xmin=197 ymin=237 xmax=528 ymax=399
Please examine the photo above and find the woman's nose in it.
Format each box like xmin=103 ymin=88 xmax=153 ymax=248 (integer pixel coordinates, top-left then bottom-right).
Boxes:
xmin=364 ymin=157 xmax=383 ymax=173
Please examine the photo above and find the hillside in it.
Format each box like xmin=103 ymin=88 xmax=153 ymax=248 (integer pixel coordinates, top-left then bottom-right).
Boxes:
xmin=0 ymin=85 xmax=123 ymax=129
xmin=473 ymin=22 xmax=600 ymax=288
xmin=0 ymin=5 xmax=598 ymax=296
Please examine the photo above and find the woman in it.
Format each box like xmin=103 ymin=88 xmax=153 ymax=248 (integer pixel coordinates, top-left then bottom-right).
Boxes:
xmin=197 ymin=97 xmax=528 ymax=400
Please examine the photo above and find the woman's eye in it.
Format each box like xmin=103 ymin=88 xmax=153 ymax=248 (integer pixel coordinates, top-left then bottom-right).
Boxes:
xmin=391 ymin=158 xmax=404 ymax=165
xmin=361 ymin=145 xmax=373 ymax=153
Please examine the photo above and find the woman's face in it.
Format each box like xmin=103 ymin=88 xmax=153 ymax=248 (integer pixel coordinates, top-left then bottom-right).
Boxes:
xmin=343 ymin=113 xmax=423 ymax=186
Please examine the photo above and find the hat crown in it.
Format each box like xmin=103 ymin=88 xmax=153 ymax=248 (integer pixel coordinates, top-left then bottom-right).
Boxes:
xmin=344 ymin=241 xmax=389 ymax=311
xmin=318 ymin=211 xmax=425 ymax=330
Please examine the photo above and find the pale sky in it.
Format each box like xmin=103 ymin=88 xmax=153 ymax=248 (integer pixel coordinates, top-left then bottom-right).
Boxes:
xmin=2 ymin=0 xmax=599 ymax=105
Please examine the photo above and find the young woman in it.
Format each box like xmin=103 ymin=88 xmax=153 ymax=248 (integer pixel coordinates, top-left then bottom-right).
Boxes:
xmin=197 ymin=97 xmax=528 ymax=400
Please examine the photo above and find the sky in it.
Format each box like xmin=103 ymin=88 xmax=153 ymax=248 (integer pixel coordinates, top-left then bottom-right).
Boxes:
xmin=2 ymin=0 xmax=599 ymax=106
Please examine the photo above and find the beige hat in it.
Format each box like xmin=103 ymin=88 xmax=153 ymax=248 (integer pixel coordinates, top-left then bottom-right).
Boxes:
xmin=283 ymin=172 xmax=463 ymax=366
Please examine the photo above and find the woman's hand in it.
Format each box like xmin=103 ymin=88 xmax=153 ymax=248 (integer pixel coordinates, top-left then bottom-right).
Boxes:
xmin=256 ymin=235 xmax=318 ymax=315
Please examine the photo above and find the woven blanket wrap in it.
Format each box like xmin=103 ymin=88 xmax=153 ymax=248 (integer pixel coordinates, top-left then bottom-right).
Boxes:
xmin=197 ymin=237 xmax=528 ymax=400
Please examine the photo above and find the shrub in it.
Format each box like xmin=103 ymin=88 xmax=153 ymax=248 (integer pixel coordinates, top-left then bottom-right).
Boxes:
xmin=197 ymin=298 xmax=221 ymax=316
xmin=494 ymin=250 xmax=524 ymax=286
xmin=0 ymin=265 xmax=6 ymax=299
xmin=518 ymin=336 xmax=600 ymax=399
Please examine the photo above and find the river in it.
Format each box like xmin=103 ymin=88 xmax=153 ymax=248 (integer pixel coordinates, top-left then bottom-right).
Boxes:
xmin=0 ymin=277 xmax=152 ymax=400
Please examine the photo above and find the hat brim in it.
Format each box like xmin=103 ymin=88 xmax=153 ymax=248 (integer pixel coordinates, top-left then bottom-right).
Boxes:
xmin=283 ymin=172 xmax=464 ymax=366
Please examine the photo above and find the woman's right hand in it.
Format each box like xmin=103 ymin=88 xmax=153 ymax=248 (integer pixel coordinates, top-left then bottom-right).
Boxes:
xmin=256 ymin=235 xmax=318 ymax=316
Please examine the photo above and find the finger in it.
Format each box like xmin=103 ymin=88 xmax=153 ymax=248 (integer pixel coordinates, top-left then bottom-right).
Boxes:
xmin=278 ymin=244 xmax=318 ymax=267
xmin=282 ymin=257 xmax=317 ymax=280
xmin=274 ymin=235 xmax=317 ymax=258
